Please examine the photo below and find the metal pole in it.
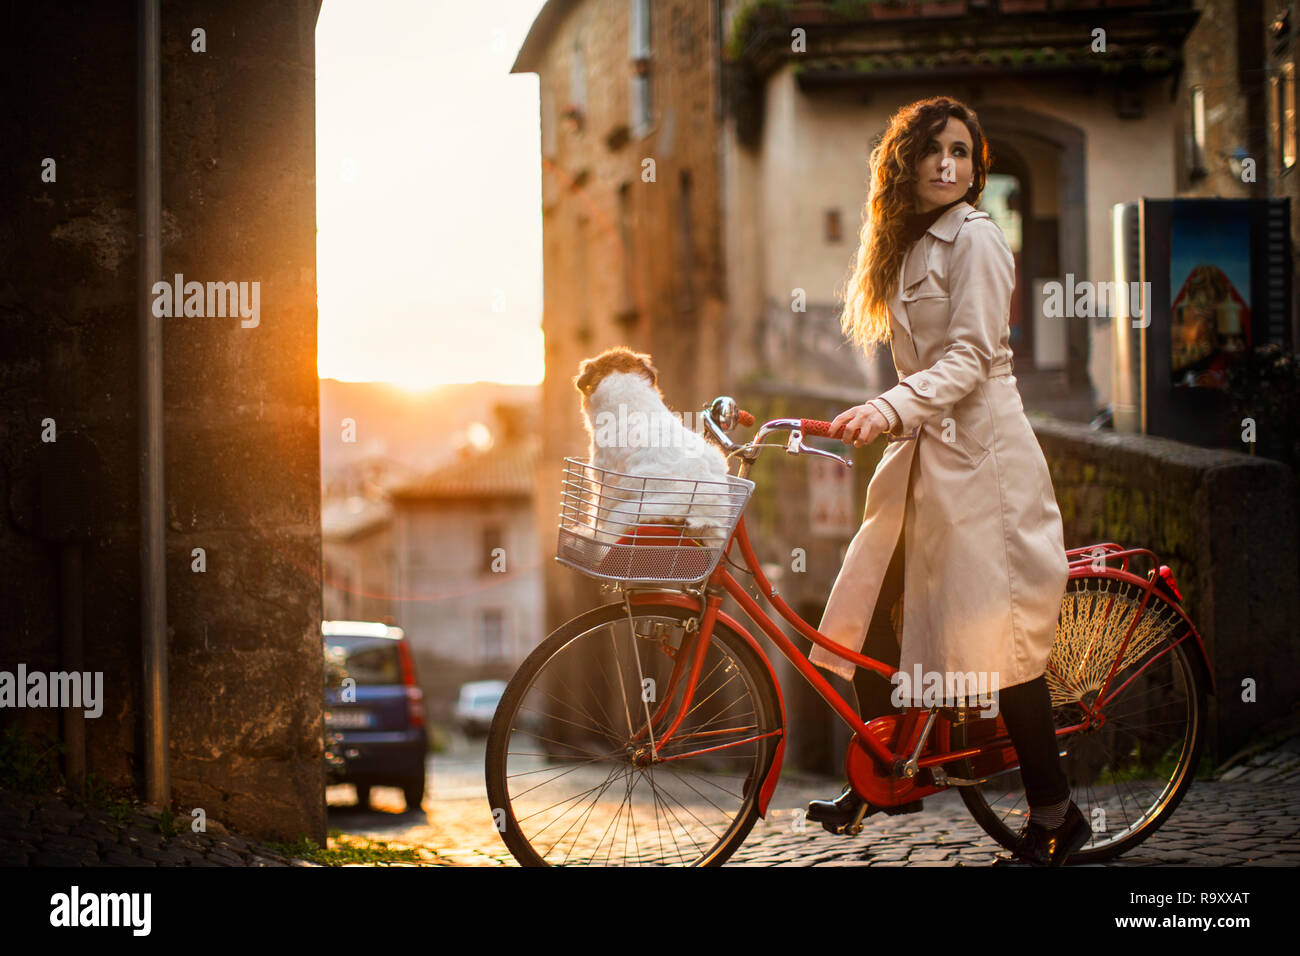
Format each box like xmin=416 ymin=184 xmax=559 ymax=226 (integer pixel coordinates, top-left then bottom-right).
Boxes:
xmin=137 ymin=0 xmax=169 ymax=808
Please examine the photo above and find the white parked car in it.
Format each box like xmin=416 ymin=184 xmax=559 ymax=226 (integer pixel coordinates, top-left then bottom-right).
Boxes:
xmin=454 ymin=680 xmax=507 ymax=737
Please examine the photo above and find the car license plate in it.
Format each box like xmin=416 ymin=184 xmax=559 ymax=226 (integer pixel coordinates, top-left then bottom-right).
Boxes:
xmin=325 ymin=709 xmax=373 ymax=729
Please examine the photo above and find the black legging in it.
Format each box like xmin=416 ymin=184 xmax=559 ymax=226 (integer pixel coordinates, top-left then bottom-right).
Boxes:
xmin=851 ymin=525 xmax=1070 ymax=808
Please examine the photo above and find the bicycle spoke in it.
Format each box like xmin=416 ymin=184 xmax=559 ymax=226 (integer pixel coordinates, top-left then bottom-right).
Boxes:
xmin=659 ymin=761 xmax=748 ymax=804
xmin=643 ymin=767 xmax=705 ymax=864
xmin=506 ymin=722 xmax=622 ymax=766
xmin=516 ymin=702 xmax=620 ymax=748
xmin=641 ymin=771 xmax=726 ymax=850
xmin=517 ymin=761 xmax=624 ymax=830
xmin=549 ymin=765 xmax=628 ymax=863
xmin=505 ymin=747 xmax=625 ymax=785
xmin=534 ymin=671 xmax=623 ymax=744
xmin=590 ymin=769 xmax=638 ymax=866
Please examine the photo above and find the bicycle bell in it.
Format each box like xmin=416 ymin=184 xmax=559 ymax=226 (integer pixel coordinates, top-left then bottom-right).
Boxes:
xmin=709 ymin=396 xmax=739 ymax=431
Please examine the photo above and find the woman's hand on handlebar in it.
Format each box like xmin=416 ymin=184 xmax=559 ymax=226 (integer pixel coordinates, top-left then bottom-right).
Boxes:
xmin=829 ymin=403 xmax=889 ymax=447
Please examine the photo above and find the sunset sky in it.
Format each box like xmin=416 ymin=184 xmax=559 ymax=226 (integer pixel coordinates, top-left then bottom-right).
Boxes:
xmin=315 ymin=0 xmax=547 ymax=391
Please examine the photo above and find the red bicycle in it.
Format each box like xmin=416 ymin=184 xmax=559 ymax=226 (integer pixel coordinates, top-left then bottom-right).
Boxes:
xmin=485 ymin=397 xmax=1213 ymax=866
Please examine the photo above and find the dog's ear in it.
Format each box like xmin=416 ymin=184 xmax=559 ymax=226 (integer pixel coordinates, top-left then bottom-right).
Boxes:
xmin=634 ymin=351 xmax=658 ymax=388
xmin=573 ymin=358 xmax=596 ymax=395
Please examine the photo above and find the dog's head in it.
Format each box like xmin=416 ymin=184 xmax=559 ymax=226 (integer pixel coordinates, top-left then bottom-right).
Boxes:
xmin=573 ymin=347 xmax=660 ymax=407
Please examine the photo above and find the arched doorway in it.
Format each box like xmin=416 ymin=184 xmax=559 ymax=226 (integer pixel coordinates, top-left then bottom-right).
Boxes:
xmin=973 ymin=106 xmax=1090 ymax=400
xmin=982 ymin=141 xmax=1034 ymax=365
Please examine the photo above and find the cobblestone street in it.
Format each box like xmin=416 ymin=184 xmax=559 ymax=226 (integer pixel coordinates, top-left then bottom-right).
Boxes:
xmin=327 ymin=726 xmax=1300 ymax=867
xmin=6 ymin=718 xmax=1297 ymax=868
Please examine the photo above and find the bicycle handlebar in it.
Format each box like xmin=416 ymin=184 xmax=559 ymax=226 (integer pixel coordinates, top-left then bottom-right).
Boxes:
xmin=703 ymin=396 xmax=908 ymax=470
xmin=799 ymin=418 xmax=834 ymax=438
xmin=802 ymin=416 xmax=919 ymax=444
xmin=725 ymin=410 xmax=835 ymax=438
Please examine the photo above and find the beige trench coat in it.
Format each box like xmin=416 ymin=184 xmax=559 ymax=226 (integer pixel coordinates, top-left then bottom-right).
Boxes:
xmin=810 ymin=201 xmax=1069 ymax=695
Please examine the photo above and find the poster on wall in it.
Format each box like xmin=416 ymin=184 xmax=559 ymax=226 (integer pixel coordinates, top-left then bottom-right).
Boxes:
xmin=1168 ymin=203 xmax=1252 ymax=390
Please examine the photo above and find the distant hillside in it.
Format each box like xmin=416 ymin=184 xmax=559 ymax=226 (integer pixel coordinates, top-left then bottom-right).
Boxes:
xmin=319 ymin=379 xmax=540 ymax=487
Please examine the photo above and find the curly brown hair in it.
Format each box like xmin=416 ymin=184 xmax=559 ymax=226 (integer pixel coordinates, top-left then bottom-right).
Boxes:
xmin=839 ymin=96 xmax=992 ymax=357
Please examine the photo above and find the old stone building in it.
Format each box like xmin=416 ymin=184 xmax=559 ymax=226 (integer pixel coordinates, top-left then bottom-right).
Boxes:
xmin=387 ymin=429 xmax=544 ymax=722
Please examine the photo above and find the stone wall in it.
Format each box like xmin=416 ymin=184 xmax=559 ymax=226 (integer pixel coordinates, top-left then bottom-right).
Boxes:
xmin=1036 ymin=417 xmax=1300 ymax=761
xmin=2 ymin=0 xmax=323 ymax=842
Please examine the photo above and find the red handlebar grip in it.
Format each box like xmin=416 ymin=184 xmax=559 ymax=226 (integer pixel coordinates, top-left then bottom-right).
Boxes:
xmin=736 ymin=409 xmax=754 ymax=427
xmin=800 ymin=419 xmax=835 ymax=437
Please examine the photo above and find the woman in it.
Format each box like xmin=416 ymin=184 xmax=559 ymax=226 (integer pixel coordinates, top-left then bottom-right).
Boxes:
xmin=805 ymin=97 xmax=1091 ymax=866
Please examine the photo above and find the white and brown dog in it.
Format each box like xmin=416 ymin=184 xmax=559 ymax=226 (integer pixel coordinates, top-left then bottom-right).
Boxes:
xmin=573 ymin=347 xmax=733 ymax=541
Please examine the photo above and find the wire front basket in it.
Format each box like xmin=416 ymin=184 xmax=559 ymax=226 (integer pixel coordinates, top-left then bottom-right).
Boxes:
xmin=556 ymin=456 xmax=755 ymax=587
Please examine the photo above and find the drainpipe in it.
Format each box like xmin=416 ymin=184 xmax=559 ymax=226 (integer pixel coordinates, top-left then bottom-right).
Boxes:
xmin=137 ymin=0 xmax=169 ymax=808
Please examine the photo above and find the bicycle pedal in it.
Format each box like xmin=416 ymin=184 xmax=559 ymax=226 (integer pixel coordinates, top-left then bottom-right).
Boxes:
xmin=823 ymin=821 xmax=866 ymax=837
xmin=823 ymin=801 xmax=875 ymax=836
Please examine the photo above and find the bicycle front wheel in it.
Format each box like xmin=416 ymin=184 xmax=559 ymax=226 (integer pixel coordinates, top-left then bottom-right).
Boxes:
xmin=485 ymin=600 xmax=783 ymax=866
xmin=955 ymin=573 xmax=1208 ymax=863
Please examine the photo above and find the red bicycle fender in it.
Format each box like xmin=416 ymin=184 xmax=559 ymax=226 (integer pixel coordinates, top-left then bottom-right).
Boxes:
xmin=1175 ymin=621 xmax=1216 ymax=696
xmin=628 ymin=592 xmax=787 ymax=818
xmin=758 ymin=738 xmax=786 ymax=820
xmin=1155 ymin=579 xmax=1215 ymax=696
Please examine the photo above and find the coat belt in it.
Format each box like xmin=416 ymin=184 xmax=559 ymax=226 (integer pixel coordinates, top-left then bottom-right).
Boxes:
xmin=895 ymin=355 xmax=1015 ymax=381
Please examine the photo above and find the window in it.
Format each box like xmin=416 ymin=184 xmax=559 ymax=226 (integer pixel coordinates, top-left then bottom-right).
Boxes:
xmin=1269 ymin=60 xmax=1295 ymax=175
xmin=630 ymin=0 xmax=650 ymax=60
xmin=1270 ymin=70 xmax=1279 ymax=170
xmin=825 ymin=209 xmax=842 ymax=243
xmin=633 ymin=70 xmax=653 ymax=136
xmin=482 ymin=609 xmax=505 ymax=662
xmin=325 ymin=636 xmax=401 ymax=686
xmin=630 ymin=0 xmax=653 ymax=135
xmin=482 ymin=524 xmax=503 ymax=574
xmin=1189 ymin=85 xmax=1207 ymax=177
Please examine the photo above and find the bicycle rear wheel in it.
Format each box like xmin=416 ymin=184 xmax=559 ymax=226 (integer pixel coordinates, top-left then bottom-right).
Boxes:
xmin=485 ymin=601 xmax=782 ymax=866
xmin=954 ymin=573 xmax=1207 ymax=863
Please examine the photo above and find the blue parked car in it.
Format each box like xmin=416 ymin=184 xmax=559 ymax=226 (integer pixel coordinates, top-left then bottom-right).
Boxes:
xmin=323 ymin=620 xmax=428 ymax=812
